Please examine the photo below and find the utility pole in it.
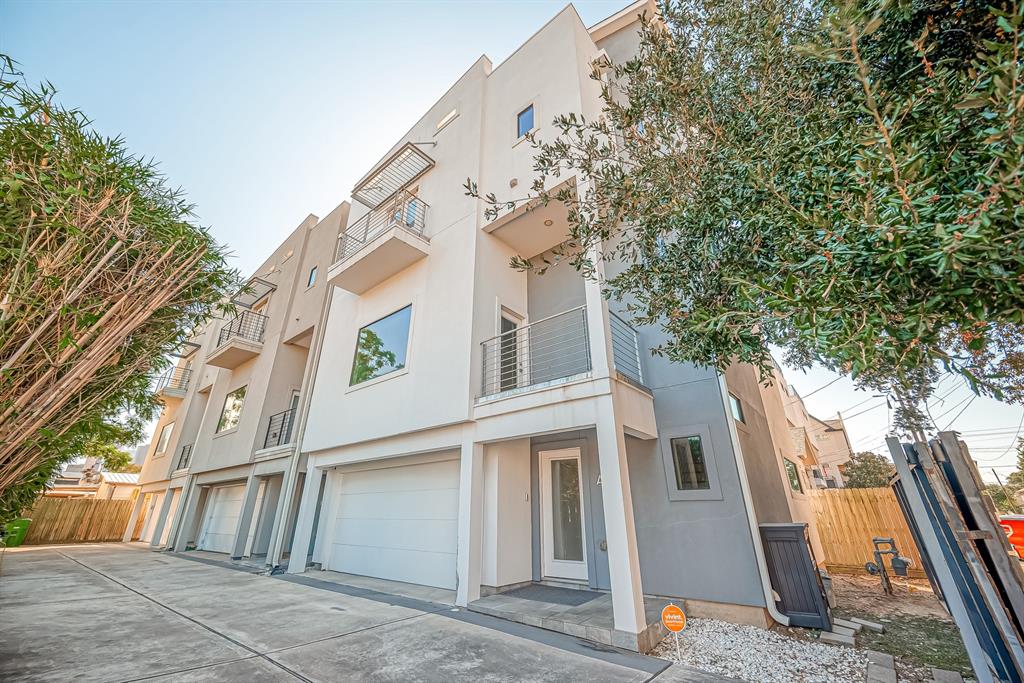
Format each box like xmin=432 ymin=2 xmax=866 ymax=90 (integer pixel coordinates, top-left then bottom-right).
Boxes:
xmin=993 ymin=469 xmax=1020 ymax=514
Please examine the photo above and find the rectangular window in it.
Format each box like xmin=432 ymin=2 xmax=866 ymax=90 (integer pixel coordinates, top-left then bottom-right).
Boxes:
xmin=784 ymin=459 xmax=803 ymax=493
xmin=436 ymin=107 xmax=458 ymax=132
xmin=516 ymin=104 xmax=534 ymax=139
xmin=307 ymin=266 xmax=318 ymax=288
xmin=155 ymin=422 xmax=174 ymax=455
xmin=350 ymin=305 xmax=412 ymax=386
xmin=728 ymin=393 xmax=745 ymax=423
xmin=670 ymin=435 xmax=710 ymax=491
xmin=217 ymin=386 xmax=247 ymax=433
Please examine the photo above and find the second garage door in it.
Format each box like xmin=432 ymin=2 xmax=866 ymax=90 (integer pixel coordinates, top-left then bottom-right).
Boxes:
xmin=327 ymin=458 xmax=459 ymax=590
xmin=197 ymin=484 xmax=246 ymax=553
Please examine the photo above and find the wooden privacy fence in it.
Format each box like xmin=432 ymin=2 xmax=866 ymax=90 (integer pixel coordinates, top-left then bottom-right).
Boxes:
xmin=807 ymin=487 xmax=926 ymax=578
xmin=21 ymin=497 xmax=134 ymax=545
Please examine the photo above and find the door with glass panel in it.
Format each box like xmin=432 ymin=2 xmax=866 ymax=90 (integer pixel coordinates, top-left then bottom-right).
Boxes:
xmin=539 ymin=448 xmax=588 ymax=580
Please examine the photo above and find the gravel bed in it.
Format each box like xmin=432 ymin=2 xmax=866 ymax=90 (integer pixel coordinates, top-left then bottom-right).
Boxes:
xmin=652 ymin=617 xmax=868 ymax=683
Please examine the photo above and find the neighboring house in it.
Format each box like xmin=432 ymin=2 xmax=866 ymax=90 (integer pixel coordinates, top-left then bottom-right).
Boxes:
xmin=47 ymin=458 xmax=101 ymax=498
xmin=131 ymin=444 xmax=148 ymax=468
xmin=780 ymin=381 xmax=853 ymax=489
xmin=124 ymin=202 xmax=350 ymax=551
xmin=131 ymin=0 xmax=834 ymax=653
xmin=96 ymin=472 xmax=140 ymax=500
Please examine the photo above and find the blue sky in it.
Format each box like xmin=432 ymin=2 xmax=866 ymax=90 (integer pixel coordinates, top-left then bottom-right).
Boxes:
xmin=3 ymin=0 xmax=1022 ymax=473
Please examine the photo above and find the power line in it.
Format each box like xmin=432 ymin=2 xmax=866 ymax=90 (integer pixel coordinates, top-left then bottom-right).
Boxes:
xmin=943 ymin=395 xmax=977 ymax=431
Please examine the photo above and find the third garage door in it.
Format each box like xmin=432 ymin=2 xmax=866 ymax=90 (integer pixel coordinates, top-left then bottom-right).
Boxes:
xmin=327 ymin=459 xmax=459 ymax=590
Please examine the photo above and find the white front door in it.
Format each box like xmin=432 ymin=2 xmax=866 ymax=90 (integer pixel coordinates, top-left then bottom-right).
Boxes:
xmin=539 ymin=448 xmax=588 ymax=581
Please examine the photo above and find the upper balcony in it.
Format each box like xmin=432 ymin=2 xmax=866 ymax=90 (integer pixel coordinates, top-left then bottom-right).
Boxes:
xmin=262 ymin=408 xmax=297 ymax=450
xmin=482 ymin=178 xmax=575 ymax=259
xmin=478 ymin=306 xmax=646 ymax=400
xmin=154 ymin=367 xmax=192 ymax=401
xmin=327 ymin=189 xmax=430 ymax=294
xmin=206 ymin=310 xmax=268 ymax=369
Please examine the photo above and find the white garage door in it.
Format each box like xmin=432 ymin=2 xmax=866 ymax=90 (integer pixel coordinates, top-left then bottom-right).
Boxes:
xmin=197 ymin=484 xmax=245 ymax=553
xmin=327 ymin=459 xmax=459 ymax=590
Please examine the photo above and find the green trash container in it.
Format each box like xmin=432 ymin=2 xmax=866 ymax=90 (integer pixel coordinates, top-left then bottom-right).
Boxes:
xmin=2 ymin=518 xmax=31 ymax=547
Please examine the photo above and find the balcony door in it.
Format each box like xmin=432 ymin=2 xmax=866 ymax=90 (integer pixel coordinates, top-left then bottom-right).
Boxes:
xmin=539 ymin=448 xmax=588 ymax=581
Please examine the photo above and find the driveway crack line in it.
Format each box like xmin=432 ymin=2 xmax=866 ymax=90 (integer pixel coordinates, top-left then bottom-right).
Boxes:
xmin=52 ymin=549 xmax=312 ymax=683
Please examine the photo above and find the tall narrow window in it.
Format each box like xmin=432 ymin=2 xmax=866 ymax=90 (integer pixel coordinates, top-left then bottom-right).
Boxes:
xmin=350 ymin=305 xmax=412 ymax=386
xmin=517 ymin=104 xmax=534 ymax=139
xmin=307 ymin=266 xmax=318 ymax=288
xmin=217 ymin=386 xmax=247 ymax=433
xmin=498 ymin=314 xmax=520 ymax=391
xmin=784 ymin=459 xmax=803 ymax=493
xmin=670 ymin=435 xmax=710 ymax=491
xmin=728 ymin=393 xmax=745 ymax=423
xmin=155 ymin=422 xmax=174 ymax=456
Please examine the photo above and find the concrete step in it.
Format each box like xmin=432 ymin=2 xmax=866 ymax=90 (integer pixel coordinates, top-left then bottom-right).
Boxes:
xmin=819 ymin=631 xmax=855 ymax=647
xmin=829 ymin=624 xmax=857 ymax=638
xmin=931 ymin=669 xmax=964 ymax=683
xmin=866 ymin=650 xmax=897 ymax=683
xmin=832 ymin=617 xmax=863 ymax=632
xmin=850 ymin=616 xmax=885 ymax=633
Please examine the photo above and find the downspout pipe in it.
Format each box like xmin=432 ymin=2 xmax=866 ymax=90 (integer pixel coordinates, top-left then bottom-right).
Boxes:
xmin=717 ymin=373 xmax=790 ymax=627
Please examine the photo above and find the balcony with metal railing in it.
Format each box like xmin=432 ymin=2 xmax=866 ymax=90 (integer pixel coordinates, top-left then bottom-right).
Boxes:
xmin=478 ymin=306 xmax=648 ymax=401
xmin=206 ymin=310 xmax=268 ymax=369
xmin=480 ymin=307 xmax=591 ymax=398
xmin=609 ymin=311 xmax=646 ymax=389
xmin=154 ymin=367 xmax=192 ymax=400
xmin=327 ymin=189 xmax=430 ymax=294
xmin=262 ymin=408 xmax=296 ymax=450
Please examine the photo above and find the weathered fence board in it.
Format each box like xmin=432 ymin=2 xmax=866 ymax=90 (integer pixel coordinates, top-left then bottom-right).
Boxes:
xmin=21 ymin=497 xmax=134 ymax=545
xmin=807 ymin=487 xmax=925 ymax=577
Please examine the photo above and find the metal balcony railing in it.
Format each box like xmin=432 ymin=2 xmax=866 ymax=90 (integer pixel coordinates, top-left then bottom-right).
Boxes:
xmin=334 ymin=189 xmax=428 ymax=265
xmin=609 ymin=311 xmax=645 ymax=387
xmin=480 ymin=306 xmax=591 ymax=397
xmin=155 ymin=367 xmax=192 ymax=393
xmin=175 ymin=444 xmax=193 ymax=471
xmin=263 ymin=408 xmax=296 ymax=449
xmin=217 ymin=310 xmax=268 ymax=347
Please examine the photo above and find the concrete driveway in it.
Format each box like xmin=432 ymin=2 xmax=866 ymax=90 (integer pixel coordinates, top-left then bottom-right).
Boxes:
xmin=0 ymin=544 xmax=725 ymax=682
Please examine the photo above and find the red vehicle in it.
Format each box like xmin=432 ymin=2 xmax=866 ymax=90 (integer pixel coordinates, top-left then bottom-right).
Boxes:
xmin=1000 ymin=515 xmax=1024 ymax=558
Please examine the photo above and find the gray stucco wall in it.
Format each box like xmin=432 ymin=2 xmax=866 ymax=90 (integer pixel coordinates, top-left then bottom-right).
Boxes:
xmin=527 ymin=248 xmax=586 ymax=320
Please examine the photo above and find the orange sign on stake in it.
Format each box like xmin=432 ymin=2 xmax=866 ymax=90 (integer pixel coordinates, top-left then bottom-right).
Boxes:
xmin=661 ymin=603 xmax=687 ymax=633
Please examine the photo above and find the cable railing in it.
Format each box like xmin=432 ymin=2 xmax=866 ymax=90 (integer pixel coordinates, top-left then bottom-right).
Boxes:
xmin=217 ymin=310 xmax=268 ymax=347
xmin=263 ymin=408 xmax=296 ymax=449
xmin=175 ymin=444 xmax=193 ymax=471
xmin=155 ymin=367 xmax=192 ymax=393
xmin=480 ymin=306 xmax=591 ymax=397
xmin=334 ymin=189 xmax=428 ymax=265
xmin=609 ymin=311 xmax=645 ymax=388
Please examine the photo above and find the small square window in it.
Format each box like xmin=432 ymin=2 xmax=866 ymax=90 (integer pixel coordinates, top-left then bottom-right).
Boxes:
xmin=728 ymin=393 xmax=745 ymax=423
xmin=784 ymin=459 xmax=803 ymax=493
xmin=307 ymin=266 xmax=318 ymax=288
xmin=217 ymin=386 xmax=247 ymax=433
xmin=516 ymin=105 xmax=534 ymax=139
xmin=670 ymin=435 xmax=710 ymax=491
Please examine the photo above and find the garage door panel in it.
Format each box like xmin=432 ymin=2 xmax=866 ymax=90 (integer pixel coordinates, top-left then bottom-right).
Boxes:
xmin=328 ymin=545 xmax=456 ymax=589
xmin=335 ymin=488 xmax=459 ymax=520
xmin=198 ymin=484 xmax=245 ymax=554
xmin=327 ymin=459 xmax=459 ymax=590
xmin=339 ymin=460 xmax=459 ymax=493
xmin=330 ymin=518 xmax=457 ymax=554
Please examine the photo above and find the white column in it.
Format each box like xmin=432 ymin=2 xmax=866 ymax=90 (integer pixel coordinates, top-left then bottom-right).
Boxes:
xmin=595 ymin=394 xmax=646 ymax=634
xmin=286 ymin=464 xmax=324 ymax=574
xmin=455 ymin=436 xmax=484 ymax=606
xmin=583 ymin=244 xmax=613 ymax=379
xmin=172 ymin=482 xmax=203 ymax=552
xmin=147 ymin=487 xmax=175 ymax=549
xmin=121 ymin=490 xmax=147 ymax=543
xmin=229 ymin=475 xmax=262 ymax=559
